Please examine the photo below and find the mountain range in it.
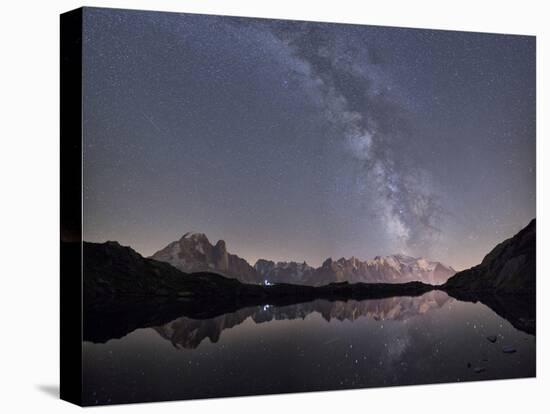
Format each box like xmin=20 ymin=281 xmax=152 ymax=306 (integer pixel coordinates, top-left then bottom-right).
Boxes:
xmin=82 ymin=240 xmax=435 ymax=342
xmin=150 ymin=232 xmax=456 ymax=286
xmin=82 ymin=219 xmax=536 ymax=342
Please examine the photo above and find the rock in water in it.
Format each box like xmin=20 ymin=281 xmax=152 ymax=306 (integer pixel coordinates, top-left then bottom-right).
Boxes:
xmin=487 ymin=335 xmax=497 ymax=343
xmin=502 ymin=346 xmax=517 ymax=354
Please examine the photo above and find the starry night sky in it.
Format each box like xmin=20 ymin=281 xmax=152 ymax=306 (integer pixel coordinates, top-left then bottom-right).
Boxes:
xmin=82 ymin=7 xmax=535 ymax=270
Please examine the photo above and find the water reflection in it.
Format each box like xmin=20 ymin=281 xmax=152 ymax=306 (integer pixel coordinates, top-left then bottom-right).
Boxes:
xmin=83 ymin=291 xmax=535 ymax=405
xmin=154 ymin=291 xmax=452 ymax=349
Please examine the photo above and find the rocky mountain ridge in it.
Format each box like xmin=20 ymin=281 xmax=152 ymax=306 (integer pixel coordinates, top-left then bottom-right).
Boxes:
xmin=444 ymin=219 xmax=535 ymax=294
xmin=151 ymin=233 xmax=456 ymax=285
xmin=150 ymin=232 xmax=260 ymax=284
xmin=305 ymin=254 xmax=455 ymax=286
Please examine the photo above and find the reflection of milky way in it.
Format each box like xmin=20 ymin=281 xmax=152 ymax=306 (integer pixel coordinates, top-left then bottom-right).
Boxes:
xmin=83 ymin=291 xmax=535 ymax=405
xmin=154 ymin=291 xmax=451 ymax=349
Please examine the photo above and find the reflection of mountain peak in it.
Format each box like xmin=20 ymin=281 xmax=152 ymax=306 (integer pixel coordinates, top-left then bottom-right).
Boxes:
xmin=153 ymin=292 xmax=453 ymax=350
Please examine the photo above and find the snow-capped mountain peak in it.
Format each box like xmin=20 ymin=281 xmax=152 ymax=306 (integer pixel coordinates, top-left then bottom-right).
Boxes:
xmin=151 ymin=232 xmax=455 ymax=287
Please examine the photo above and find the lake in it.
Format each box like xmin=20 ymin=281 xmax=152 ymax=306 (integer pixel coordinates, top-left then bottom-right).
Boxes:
xmin=82 ymin=291 xmax=535 ymax=405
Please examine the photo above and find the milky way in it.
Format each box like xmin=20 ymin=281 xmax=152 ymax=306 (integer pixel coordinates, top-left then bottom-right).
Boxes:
xmin=82 ymin=8 xmax=535 ymax=269
xmin=261 ymin=20 xmax=444 ymax=252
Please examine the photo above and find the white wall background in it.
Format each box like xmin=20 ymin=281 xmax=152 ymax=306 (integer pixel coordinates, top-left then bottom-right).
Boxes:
xmin=0 ymin=0 xmax=547 ymax=412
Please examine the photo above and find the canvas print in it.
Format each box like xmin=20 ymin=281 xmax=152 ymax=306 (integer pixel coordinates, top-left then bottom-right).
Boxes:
xmin=60 ymin=6 xmax=536 ymax=406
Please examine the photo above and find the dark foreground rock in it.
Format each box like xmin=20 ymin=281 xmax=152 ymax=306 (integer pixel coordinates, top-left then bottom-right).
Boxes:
xmin=443 ymin=219 xmax=535 ymax=294
xmin=440 ymin=219 xmax=536 ymax=335
xmin=502 ymin=346 xmax=517 ymax=354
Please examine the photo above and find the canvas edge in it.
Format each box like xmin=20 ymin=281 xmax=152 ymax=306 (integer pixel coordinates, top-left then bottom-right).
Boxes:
xmin=60 ymin=7 xmax=84 ymax=407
